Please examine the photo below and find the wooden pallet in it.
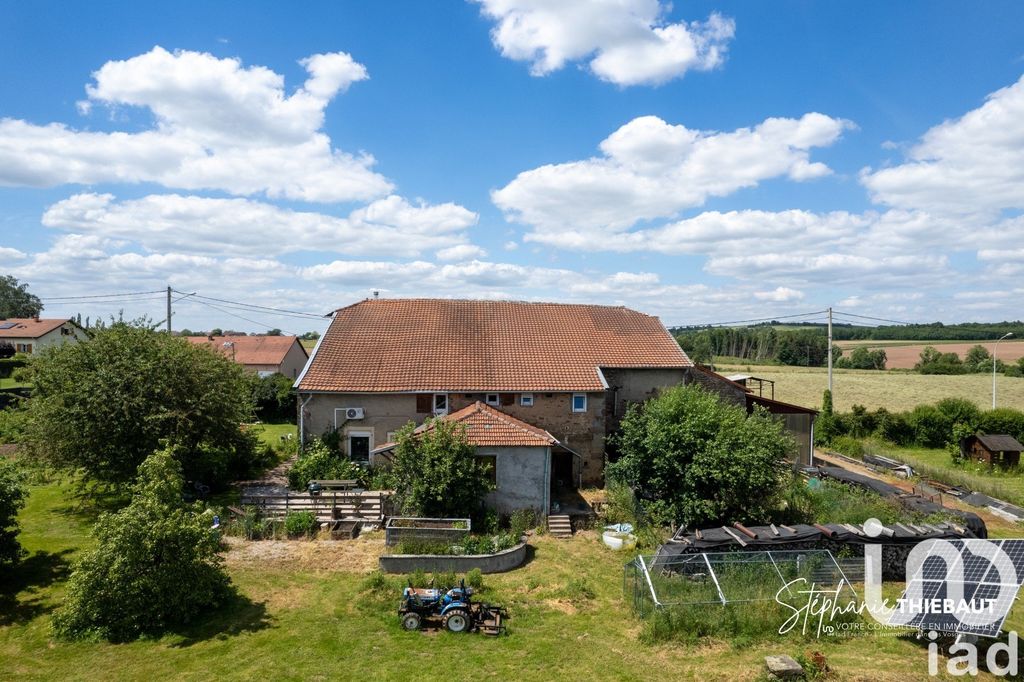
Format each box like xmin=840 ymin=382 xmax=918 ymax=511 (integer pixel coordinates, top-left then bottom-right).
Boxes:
xmin=548 ymin=514 xmax=573 ymax=538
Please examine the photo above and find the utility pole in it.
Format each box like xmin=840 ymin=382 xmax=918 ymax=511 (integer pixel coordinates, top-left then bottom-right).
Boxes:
xmin=166 ymin=285 xmax=172 ymax=334
xmin=827 ymin=307 xmax=833 ymax=394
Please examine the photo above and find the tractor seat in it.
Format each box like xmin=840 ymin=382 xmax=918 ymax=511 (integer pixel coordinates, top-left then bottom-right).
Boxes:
xmin=408 ymin=588 xmax=440 ymax=599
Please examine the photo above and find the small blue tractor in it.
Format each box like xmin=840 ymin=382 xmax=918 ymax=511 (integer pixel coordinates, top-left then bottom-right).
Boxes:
xmin=398 ymin=579 xmax=507 ymax=635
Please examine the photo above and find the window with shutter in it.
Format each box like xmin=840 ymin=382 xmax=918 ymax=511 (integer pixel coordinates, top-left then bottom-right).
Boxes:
xmin=416 ymin=394 xmax=432 ymax=414
xmin=500 ymin=393 xmax=514 ymax=406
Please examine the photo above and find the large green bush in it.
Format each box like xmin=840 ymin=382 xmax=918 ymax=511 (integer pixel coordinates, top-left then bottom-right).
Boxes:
xmin=52 ymin=447 xmax=232 ymax=641
xmin=608 ymin=385 xmax=794 ymax=528
xmin=391 ymin=418 xmax=493 ymax=518
xmin=0 ymin=458 xmax=28 ymax=565
xmin=287 ymin=437 xmax=364 ymax=489
xmin=23 ymin=322 xmax=265 ymax=490
xmin=251 ymin=372 xmax=296 ymax=422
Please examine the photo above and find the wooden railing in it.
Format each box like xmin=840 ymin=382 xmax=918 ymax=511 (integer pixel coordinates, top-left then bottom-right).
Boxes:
xmin=239 ymin=490 xmax=390 ymax=521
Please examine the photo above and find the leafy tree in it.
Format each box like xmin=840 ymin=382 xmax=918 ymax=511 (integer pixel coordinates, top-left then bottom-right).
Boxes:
xmin=23 ymin=322 xmax=268 ymax=490
xmin=52 ymin=447 xmax=232 ymax=641
xmin=948 ymin=422 xmax=976 ymax=465
xmin=0 ymin=458 xmax=28 ymax=566
xmin=390 ymin=418 xmax=493 ymax=518
xmin=979 ymin=408 xmax=1024 ymax=442
xmin=915 ymin=346 xmax=967 ymax=374
xmin=251 ymin=372 xmax=295 ymax=422
xmin=0 ymin=276 xmax=43 ymax=319
xmin=265 ymin=328 xmax=282 ymax=336
xmin=815 ymin=389 xmax=838 ymax=444
xmin=299 ymin=331 xmax=321 ymax=341
xmin=607 ymin=385 xmax=794 ymax=527
xmin=964 ymin=345 xmax=992 ymax=373
xmin=776 ymin=330 xmax=833 ymax=367
xmin=846 ymin=346 xmax=887 ymax=370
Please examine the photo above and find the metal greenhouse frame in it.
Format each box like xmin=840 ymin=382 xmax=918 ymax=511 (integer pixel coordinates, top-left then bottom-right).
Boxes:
xmin=624 ymin=549 xmax=857 ymax=617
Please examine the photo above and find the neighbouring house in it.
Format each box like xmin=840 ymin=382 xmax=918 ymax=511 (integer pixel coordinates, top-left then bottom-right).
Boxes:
xmin=372 ymin=401 xmax=561 ymax=514
xmin=187 ymin=335 xmax=309 ymax=378
xmin=961 ymin=434 xmax=1024 ymax=468
xmin=294 ymin=298 xmax=818 ymax=505
xmin=0 ymin=318 xmax=89 ymax=354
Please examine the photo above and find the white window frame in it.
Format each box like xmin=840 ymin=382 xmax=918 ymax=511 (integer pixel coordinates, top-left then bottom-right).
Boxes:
xmin=386 ymin=431 xmax=398 ymax=443
xmin=433 ymin=393 xmax=449 ymax=416
xmin=347 ymin=430 xmax=373 ymax=464
xmin=572 ymin=393 xmax=587 ymax=413
xmin=520 ymin=393 xmax=534 ymax=407
xmin=485 ymin=393 xmax=500 ymax=406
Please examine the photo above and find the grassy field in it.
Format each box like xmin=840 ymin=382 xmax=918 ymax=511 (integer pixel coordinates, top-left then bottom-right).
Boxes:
xmin=0 ymin=378 xmax=29 ymax=389
xmin=4 ymin=479 xmax=1014 ymax=681
xmin=832 ymin=340 xmax=1024 ymax=369
xmin=251 ymin=420 xmax=297 ymax=449
xmin=716 ymin=362 xmax=1024 ymax=412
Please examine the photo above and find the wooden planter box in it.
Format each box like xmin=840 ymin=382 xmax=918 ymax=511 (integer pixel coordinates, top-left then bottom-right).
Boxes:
xmin=384 ymin=517 xmax=471 ymax=547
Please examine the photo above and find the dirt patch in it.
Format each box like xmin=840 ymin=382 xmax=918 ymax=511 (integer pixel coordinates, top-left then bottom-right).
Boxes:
xmin=222 ymin=531 xmax=385 ymax=573
xmin=841 ymin=341 xmax=1024 ymax=369
xmin=814 ymin=450 xmax=1019 ymax=534
xmin=543 ymin=599 xmax=578 ymax=615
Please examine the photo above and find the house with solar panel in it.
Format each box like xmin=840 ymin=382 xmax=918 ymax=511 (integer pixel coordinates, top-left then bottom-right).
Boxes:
xmin=294 ymin=298 xmax=816 ymax=512
xmin=0 ymin=317 xmax=89 ymax=355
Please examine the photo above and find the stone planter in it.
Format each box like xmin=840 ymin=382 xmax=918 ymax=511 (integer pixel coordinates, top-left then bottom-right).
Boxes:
xmin=384 ymin=517 xmax=470 ymax=547
xmin=378 ymin=537 xmax=528 ymax=574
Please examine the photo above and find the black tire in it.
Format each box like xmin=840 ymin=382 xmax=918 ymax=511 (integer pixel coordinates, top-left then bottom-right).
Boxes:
xmin=443 ymin=608 xmax=470 ymax=633
xmin=401 ymin=612 xmax=422 ymax=631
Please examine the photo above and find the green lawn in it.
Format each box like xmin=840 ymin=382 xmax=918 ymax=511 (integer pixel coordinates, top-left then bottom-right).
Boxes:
xmin=251 ymin=420 xmax=297 ymax=450
xmin=0 ymin=378 xmax=29 ymax=389
xmin=2 ymin=479 xmax=1019 ymax=680
xmin=716 ymin=361 xmax=1024 ymax=412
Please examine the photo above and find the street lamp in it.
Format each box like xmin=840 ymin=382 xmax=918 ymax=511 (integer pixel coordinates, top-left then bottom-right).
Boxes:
xmin=993 ymin=332 xmax=1013 ymax=409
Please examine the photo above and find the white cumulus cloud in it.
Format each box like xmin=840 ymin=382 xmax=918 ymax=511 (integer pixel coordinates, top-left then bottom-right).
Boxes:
xmin=0 ymin=46 xmax=391 ymax=202
xmin=494 ymin=113 xmax=852 ymax=234
xmin=473 ymin=0 xmax=735 ymax=86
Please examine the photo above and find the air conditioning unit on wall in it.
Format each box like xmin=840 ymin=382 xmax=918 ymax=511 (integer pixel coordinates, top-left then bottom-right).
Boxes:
xmin=343 ymin=407 xmax=365 ymax=420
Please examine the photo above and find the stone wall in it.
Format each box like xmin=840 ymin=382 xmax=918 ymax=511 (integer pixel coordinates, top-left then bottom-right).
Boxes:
xmin=479 ymin=445 xmax=549 ymax=514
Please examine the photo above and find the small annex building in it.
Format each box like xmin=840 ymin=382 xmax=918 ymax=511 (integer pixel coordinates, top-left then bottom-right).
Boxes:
xmin=372 ymin=401 xmax=572 ymax=514
xmin=961 ymin=434 xmax=1024 ymax=468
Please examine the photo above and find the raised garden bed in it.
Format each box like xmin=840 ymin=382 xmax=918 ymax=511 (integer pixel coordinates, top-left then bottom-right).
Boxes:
xmin=379 ymin=536 xmax=528 ymax=574
xmin=385 ymin=517 xmax=470 ymax=547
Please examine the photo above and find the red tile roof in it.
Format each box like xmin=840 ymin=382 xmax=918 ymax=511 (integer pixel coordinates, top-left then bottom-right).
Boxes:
xmin=0 ymin=318 xmax=72 ymax=339
xmin=186 ymin=335 xmax=306 ymax=367
xmin=298 ymin=298 xmax=691 ymax=392
xmin=374 ymin=401 xmax=558 ymax=450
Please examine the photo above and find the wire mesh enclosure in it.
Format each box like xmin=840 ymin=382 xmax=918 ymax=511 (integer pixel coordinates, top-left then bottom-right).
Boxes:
xmin=624 ymin=550 xmax=857 ymax=617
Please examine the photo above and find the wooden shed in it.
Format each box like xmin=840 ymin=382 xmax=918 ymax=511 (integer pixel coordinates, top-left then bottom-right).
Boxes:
xmin=960 ymin=434 xmax=1024 ymax=467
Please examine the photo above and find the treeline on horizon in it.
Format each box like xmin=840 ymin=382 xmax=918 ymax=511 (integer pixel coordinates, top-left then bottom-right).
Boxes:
xmin=672 ymin=320 xmax=1024 ymax=368
xmin=673 ymin=320 xmax=1024 ymax=341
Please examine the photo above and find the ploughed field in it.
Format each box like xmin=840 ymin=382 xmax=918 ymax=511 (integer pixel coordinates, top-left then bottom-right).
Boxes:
xmin=835 ymin=339 xmax=1024 ymax=369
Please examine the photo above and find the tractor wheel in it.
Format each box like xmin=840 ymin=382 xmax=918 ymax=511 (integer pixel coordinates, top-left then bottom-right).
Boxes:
xmin=401 ymin=612 xmax=422 ymax=631
xmin=443 ymin=609 xmax=470 ymax=633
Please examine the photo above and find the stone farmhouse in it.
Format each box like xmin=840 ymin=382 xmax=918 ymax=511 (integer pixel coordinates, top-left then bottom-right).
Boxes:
xmin=294 ymin=298 xmax=815 ymax=512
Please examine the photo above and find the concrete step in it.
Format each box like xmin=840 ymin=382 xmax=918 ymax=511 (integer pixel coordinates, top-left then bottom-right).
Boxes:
xmin=548 ymin=514 xmax=573 ymax=537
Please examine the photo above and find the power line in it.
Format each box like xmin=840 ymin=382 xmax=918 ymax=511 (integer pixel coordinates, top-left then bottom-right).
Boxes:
xmin=678 ymin=310 xmax=829 ymax=328
xmin=41 ymin=289 xmax=164 ymax=301
xmin=174 ymin=290 xmax=326 ymax=320
xmin=832 ymin=310 xmax=915 ymax=325
xmin=182 ymin=297 xmax=300 ymax=336
xmin=43 ymin=295 xmax=166 ymax=306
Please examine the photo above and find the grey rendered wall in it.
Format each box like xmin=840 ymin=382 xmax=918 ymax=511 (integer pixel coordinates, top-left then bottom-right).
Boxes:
xmin=479 ymin=446 xmax=549 ymax=514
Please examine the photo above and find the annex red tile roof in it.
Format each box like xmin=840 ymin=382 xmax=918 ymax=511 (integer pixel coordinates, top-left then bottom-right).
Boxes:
xmin=0 ymin=318 xmax=71 ymax=338
xmin=298 ymin=298 xmax=691 ymax=392
xmin=186 ymin=335 xmax=306 ymax=367
xmin=374 ymin=401 xmax=558 ymax=450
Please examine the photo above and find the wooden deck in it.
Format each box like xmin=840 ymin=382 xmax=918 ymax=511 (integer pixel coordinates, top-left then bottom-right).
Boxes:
xmin=239 ymin=490 xmax=389 ymax=522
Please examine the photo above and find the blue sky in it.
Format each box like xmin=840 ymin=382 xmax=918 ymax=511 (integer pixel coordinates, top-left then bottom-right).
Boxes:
xmin=1 ymin=1 xmax=1024 ymax=333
